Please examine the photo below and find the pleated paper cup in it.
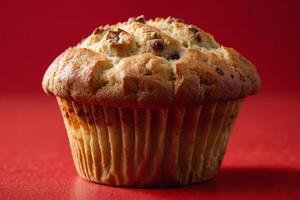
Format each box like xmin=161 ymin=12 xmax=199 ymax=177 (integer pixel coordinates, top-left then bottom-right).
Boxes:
xmin=56 ymin=97 xmax=242 ymax=187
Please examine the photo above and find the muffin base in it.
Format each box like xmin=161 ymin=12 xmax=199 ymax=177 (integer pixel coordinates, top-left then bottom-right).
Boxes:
xmin=57 ymin=97 xmax=242 ymax=187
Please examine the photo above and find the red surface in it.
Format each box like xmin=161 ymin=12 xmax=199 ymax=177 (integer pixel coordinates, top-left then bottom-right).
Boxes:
xmin=1 ymin=0 xmax=300 ymax=199
xmin=0 ymin=93 xmax=299 ymax=199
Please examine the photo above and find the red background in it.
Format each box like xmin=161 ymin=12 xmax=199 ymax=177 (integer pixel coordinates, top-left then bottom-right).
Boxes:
xmin=1 ymin=0 xmax=299 ymax=199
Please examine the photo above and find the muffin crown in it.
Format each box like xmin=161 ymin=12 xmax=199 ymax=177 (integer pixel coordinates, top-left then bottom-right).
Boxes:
xmin=42 ymin=16 xmax=261 ymax=107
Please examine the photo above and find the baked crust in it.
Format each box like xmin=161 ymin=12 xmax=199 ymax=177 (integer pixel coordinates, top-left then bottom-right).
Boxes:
xmin=42 ymin=16 xmax=261 ymax=107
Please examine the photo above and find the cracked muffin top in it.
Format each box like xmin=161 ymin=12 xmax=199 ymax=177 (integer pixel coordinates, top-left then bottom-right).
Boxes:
xmin=42 ymin=16 xmax=261 ymax=107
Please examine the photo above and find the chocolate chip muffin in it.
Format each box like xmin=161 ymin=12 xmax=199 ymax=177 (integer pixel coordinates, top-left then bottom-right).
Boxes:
xmin=42 ymin=16 xmax=261 ymax=187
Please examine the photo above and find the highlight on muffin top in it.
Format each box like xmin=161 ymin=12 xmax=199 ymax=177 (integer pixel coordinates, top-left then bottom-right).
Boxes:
xmin=42 ymin=16 xmax=261 ymax=107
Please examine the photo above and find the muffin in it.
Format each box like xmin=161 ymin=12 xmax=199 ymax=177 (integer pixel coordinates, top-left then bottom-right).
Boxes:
xmin=42 ymin=16 xmax=260 ymax=187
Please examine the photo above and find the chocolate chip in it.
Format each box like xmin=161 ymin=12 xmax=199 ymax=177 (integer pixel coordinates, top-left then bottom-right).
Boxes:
xmin=135 ymin=16 xmax=146 ymax=23
xmin=65 ymin=112 xmax=69 ymax=118
xmin=230 ymin=74 xmax=235 ymax=79
xmin=168 ymin=53 xmax=180 ymax=60
xmin=189 ymin=27 xmax=199 ymax=34
xmin=106 ymin=30 xmax=120 ymax=42
xmin=128 ymin=15 xmax=146 ymax=23
xmin=189 ymin=26 xmax=202 ymax=43
xmin=195 ymin=33 xmax=202 ymax=43
xmin=167 ymin=17 xmax=185 ymax=23
xmin=150 ymin=39 xmax=165 ymax=51
xmin=68 ymin=108 xmax=74 ymax=113
xmin=230 ymin=114 xmax=234 ymax=119
xmin=113 ymin=35 xmax=120 ymax=42
xmin=216 ymin=67 xmax=224 ymax=76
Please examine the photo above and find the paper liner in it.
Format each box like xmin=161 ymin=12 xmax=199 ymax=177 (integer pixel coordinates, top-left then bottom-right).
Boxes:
xmin=57 ymin=97 xmax=242 ymax=187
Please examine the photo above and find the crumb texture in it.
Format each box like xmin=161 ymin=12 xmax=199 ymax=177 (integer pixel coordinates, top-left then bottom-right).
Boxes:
xmin=42 ymin=16 xmax=261 ymax=107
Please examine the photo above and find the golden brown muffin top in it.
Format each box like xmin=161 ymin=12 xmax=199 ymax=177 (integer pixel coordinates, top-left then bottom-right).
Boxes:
xmin=42 ymin=16 xmax=261 ymax=107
